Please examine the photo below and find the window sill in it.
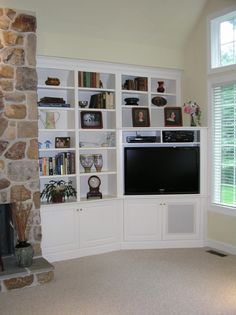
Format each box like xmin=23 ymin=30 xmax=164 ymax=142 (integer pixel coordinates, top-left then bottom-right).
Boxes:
xmin=208 ymin=63 xmax=236 ymax=76
xmin=209 ymin=203 xmax=236 ymax=217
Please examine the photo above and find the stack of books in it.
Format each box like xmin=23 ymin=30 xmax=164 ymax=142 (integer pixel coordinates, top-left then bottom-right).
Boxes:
xmin=38 ymin=97 xmax=71 ymax=108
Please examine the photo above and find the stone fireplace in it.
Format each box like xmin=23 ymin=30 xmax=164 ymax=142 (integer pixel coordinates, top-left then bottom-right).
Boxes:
xmin=0 ymin=8 xmax=54 ymax=291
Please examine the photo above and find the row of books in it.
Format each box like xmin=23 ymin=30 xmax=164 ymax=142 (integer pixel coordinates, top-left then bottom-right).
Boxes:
xmin=79 ymin=71 xmax=102 ymax=88
xmin=39 ymin=152 xmax=76 ymax=176
xmin=89 ymin=92 xmax=114 ymax=109
xmin=123 ymin=77 xmax=148 ymax=91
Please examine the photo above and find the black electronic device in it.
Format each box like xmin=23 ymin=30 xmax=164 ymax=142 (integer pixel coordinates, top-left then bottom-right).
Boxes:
xmin=124 ymin=146 xmax=200 ymax=195
xmin=162 ymin=130 xmax=194 ymax=143
xmin=126 ymin=136 xmax=158 ymax=143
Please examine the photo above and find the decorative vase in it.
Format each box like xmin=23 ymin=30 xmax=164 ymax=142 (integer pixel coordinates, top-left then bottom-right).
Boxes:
xmin=190 ymin=114 xmax=196 ymax=127
xmin=93 ymin=154 xmax=103 ymax=172
xmin=40 ymin=111 xmax=60 ymax=129
xmin=157 ymin=81 xmax=165 ymax=93
xmin=15 ymin=241 xmax=34 ymax=267
xmin=80 ymin=154 xmax=94 ymax=173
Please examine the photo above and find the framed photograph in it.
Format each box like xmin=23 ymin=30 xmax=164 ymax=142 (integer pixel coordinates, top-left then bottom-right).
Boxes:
xmin=164 ymin=107 xmax=182 ymax=127
xmin=55 ymin=137 xmax=70 ymax=148
xmin=81 ymin=111 xmax=103 ymax=129
xmin=132 ymin=107 xmax=150 ymax=127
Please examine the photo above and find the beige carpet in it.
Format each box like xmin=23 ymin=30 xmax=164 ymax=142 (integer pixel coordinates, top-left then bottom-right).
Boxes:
xmin=0 ymin=248 xmax=236 ymax=315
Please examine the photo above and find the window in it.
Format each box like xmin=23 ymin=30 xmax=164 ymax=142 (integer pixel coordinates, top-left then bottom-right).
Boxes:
xmin=210 ymin=10 xmax=236 ymax=69
xmin=211 ymin=80 xmax=236 ymax=207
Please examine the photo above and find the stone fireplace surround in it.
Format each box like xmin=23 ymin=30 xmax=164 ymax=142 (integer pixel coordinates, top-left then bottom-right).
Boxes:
xmin=0 ymin=8 xmax=53 ymax=292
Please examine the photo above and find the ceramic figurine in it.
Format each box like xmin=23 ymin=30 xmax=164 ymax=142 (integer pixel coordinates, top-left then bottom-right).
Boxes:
xmin=44 ymin=140 xmax=52 ymax=149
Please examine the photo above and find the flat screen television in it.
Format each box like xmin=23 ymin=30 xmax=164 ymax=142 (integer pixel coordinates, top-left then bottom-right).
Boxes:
xmin=124 ymin=146 xmax=200 ymax=195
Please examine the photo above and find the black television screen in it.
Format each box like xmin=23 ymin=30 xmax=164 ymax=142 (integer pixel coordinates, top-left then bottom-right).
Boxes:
xmin=124 ymin=146 xmax=200 ymax=195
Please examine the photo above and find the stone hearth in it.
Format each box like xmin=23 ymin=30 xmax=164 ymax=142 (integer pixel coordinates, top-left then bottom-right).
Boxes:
xmin=0 ymin=256 xmax=54 ymax=292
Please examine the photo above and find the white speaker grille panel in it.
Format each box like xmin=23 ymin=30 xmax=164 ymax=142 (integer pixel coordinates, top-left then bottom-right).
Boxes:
xmin=167 ymin=204 xmax=195 ymax=234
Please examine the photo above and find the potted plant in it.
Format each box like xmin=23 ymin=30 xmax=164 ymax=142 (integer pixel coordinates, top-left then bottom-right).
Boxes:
xmin=11 ymin=202 xmax=34 ymax=267
xmin=40 ymin=180 xmax=77 ymax=203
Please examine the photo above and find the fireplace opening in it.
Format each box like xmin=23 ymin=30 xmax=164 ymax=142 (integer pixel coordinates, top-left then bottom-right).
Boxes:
xmin=0 ymin=204 xmax=15 ymax=258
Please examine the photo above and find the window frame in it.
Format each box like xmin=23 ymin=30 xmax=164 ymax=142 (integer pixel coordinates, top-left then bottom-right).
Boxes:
xmin=208 ymin=5 xmax=236 ymax=74
xmin=208 ymin=73 xmax=236 ymax=216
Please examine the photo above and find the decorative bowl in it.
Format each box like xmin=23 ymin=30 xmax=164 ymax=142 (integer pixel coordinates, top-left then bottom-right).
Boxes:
xmin=151 ymin=96 xmax=167 ymax=107
xmin=79 ymin=101 xmax=88 ymax=108
xmin=124 ymin=98 xmax=139 ymax=105
xmin=45 ymin=77 xmax=60 ymax=86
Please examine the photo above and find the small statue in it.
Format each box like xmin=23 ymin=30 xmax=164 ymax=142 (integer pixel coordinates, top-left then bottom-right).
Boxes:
xmin=44 ymin=140 xmax=52 ymax=149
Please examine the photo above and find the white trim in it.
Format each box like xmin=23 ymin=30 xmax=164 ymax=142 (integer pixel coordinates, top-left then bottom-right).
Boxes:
xmin=206 ymin=239 xmax=236 ymax=255
xmin=121 ymin=240 xmax=205 ymax=250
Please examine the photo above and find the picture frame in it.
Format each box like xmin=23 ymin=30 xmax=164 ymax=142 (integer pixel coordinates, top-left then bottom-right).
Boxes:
xmin=55 ymin=137 xmax=71 ymax=148
xmin=132 ymin=107 xmax=150 ymax=127
xmin=81 ymin=111 xmax=103 ymax=129
xmin=164 ymin=107 xmax=183 ymax=127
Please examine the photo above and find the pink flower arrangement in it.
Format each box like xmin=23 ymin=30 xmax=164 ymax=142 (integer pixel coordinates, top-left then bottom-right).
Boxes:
xmin=183 ymin=101 xmax=201 ymax=126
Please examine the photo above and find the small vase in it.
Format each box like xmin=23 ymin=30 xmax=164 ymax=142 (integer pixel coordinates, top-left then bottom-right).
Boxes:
xmin=93 ymin=154 xmax=103 ymax=172
xmin=15 ymin=241 xmax=34 ymax=267
xmin=157 ymin=81 xmax=165 ymax=93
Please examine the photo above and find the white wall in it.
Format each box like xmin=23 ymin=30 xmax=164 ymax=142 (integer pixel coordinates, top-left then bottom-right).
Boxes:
xmin=0 ymin=0 xmax=184 ymax=69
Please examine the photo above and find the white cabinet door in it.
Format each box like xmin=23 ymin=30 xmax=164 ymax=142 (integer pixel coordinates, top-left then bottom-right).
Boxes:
xmin=79 ymin=200 xmax=120 ymax=248
xmin=162 ymin=198 xmax=201 ymax=240
xmin=40 ymin=204 xmax=79 ymax=256
xmin=124 ymin=199 xmax=162 ymax=241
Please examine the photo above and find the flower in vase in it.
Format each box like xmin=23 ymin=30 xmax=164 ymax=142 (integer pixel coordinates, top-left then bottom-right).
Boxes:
xmin=183 ymin=101 xmax=201 ymax=126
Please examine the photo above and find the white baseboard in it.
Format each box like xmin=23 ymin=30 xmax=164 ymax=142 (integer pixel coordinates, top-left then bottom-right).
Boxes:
xmin=121 ymin=240 xmax=205 ymax=250
xmin=43 ymin=243 xmax=121 ymax=263
xmin=43 ymin=239 xmax=236 ymax=263
xmin=205 ymin=239 xmax=236 ymax=255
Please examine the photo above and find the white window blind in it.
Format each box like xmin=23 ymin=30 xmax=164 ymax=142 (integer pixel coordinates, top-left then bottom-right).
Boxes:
xmin=212 ymin=81 xmax=236 ymax=207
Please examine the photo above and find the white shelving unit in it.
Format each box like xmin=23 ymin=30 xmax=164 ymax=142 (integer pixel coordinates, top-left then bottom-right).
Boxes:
xmin=37 ymin=56 xmax=207 ymax=263
xmin=37 ymin=58 xmax=119 ymax=204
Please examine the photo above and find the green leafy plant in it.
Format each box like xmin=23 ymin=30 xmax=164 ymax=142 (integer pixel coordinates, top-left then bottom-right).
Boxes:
xmin=40 ymin=180 xmax=77 ymax=203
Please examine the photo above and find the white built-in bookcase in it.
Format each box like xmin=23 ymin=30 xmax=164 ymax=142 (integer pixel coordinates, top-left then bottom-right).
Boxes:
xmin=37 ymin=56 xmax=185 ymax=204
